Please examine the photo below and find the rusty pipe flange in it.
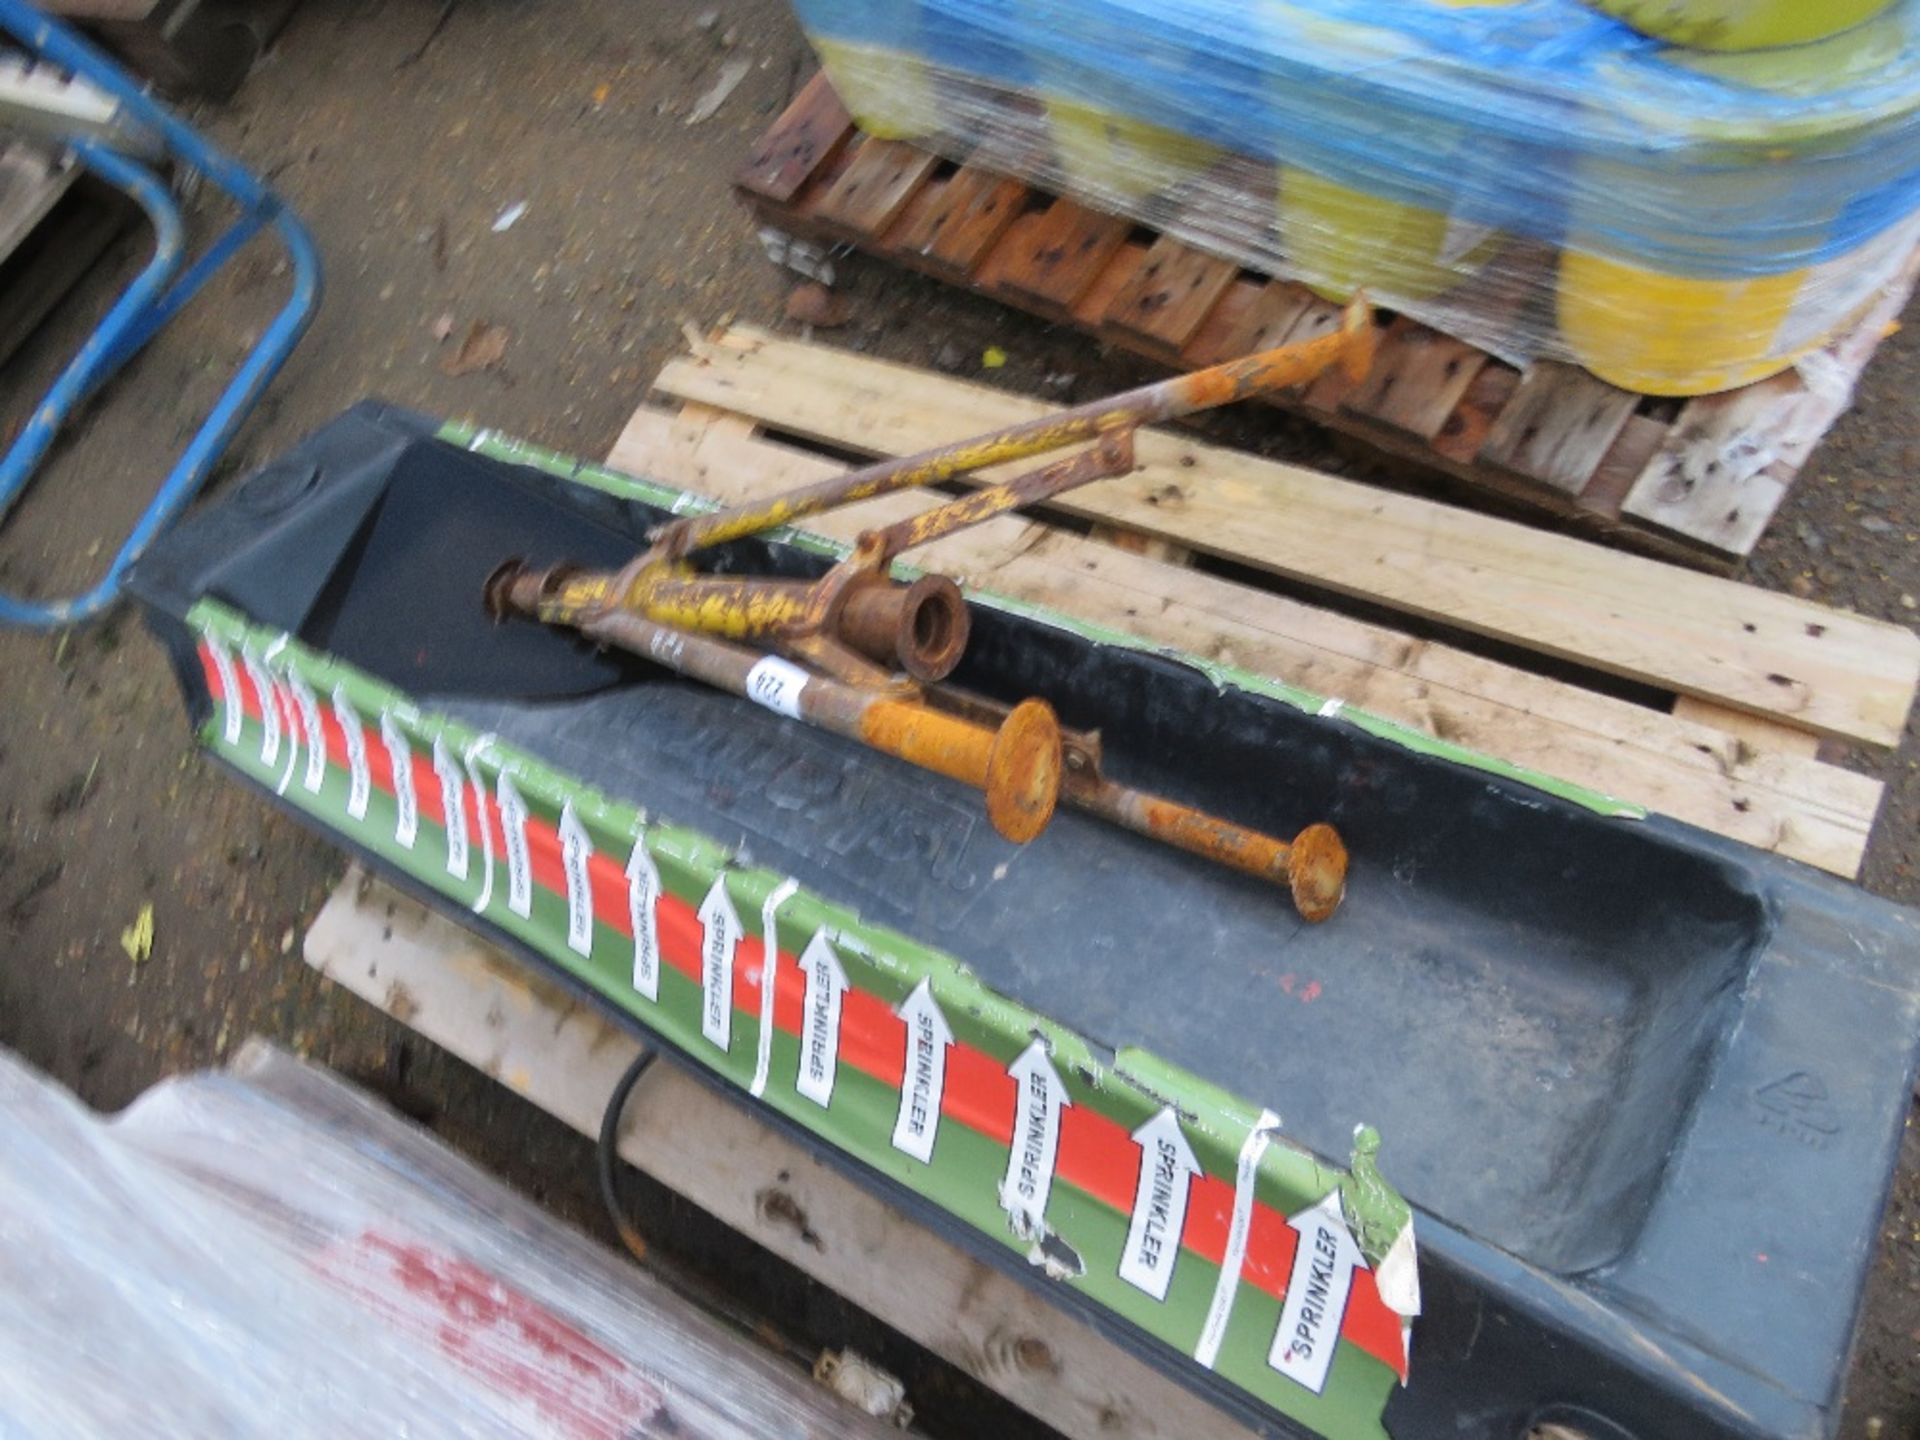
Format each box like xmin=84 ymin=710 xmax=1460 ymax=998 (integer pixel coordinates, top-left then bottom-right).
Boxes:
xmin=483 ymin=557 xmax=535 ymax=620
xmin=983 ymin=697 xmax=1062 ymax=844
xmin=483 ymin=558 xmax=590 ymax=623
xmin=836 ymin=572 xmax=971 ymax=682
xmin=1287 ymin=822 xmax=1349 ymax=924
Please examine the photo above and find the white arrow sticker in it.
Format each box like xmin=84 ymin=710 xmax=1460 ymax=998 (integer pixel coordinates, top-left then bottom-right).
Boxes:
xmin=751 ymin=879 xmax=798 ymax=1098
xmin=698 ymin=875 xmax=742 ymax=1051
xmin=432 ymin=737 xmax=470 ymax=880
xmin=241 ymin=650 xmax=282 ymax=768
xmin=270 ymin=677 xmax=299 ymax=796
xmin=1120 ymin=1107 xmax=1201 ymax=1302
xmin=206 ymin=637 xmax=244 ymax=745
xmin=558 ymin=801 xmax=595 ymax=957
xmin=626 ymin=833 xmax=662 ymax=1001
xmin=891 ymin=978 xmax=953 ymax=1164
xmin=332 ymin=686 xmax=371 ymax=822
xmin=1000 ymin=1039 xmax=1071 ymax=1239
xmin=285 ymin=670 xmax=327 ymax=794
xmin=744 ymin=655 xmax=809 ymax=718
xmin=795 ymin=928 xmax=849 ymax=1109
xmin=496 ymin=772 xmax=532 ymax=920
xmin=1269 ymin=1189 xmax=1363 ymax=1395
xmin=380 ymin=712 xmax=418 ymax=850
xmin=464 ymin=740 xmax=498 ymax=915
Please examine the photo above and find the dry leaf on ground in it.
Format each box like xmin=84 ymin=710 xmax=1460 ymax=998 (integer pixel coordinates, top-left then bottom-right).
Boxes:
xmin=441 ymin=321 xmax=510 ymax=376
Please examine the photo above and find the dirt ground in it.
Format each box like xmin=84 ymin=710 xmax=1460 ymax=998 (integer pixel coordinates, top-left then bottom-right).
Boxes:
xmin=0 ymin=1 xmax=1916 ymax=1435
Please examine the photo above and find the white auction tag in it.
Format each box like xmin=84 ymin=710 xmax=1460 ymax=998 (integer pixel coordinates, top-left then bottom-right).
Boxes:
xmin=332 ymin=686 xmax=371 ymax=822
xmin=744 ymin=656 xmax=809 ymax=719
xmin=381 ymin=712 xmax=419 ymax=850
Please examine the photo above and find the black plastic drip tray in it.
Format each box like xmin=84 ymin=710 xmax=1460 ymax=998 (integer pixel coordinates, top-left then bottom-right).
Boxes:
xmin=437 ymin=678 xmax=1760 ymax=1275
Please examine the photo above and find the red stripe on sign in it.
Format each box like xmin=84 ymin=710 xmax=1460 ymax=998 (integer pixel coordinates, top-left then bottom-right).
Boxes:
xmin=199 ymin=646 xmax=225 ymax=703
xmin=201 ymin=643 xmax=1406 ymax=1376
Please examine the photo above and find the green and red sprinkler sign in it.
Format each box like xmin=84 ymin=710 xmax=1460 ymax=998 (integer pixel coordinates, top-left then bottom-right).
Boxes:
xmin=192 ymin=597 xmax=1418 ymax=1438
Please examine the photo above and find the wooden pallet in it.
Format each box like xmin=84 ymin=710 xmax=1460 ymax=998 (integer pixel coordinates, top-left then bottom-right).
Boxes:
xmin=736 ymin=74 xmax=1920 ymax=573
xmin=623 ymin=325 xmax=1920 ymax=879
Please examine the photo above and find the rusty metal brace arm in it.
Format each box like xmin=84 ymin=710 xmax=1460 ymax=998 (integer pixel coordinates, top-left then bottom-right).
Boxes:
xmin=642 ymin=296 xmax=1376 ymax=564
xmin=532 ymin=296 xmax=1374 ymax=685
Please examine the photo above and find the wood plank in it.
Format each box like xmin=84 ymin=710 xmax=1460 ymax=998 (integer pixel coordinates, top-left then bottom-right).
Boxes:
xmin=609 ymin=404 xmax=1882 ymax=875
xmin=1579 ymin=412 xmax=1670 ymax=519
xmin=1431 ymin=361 xmax=1522 ymax=466
xmin=1089 ymin=525 xmax=1193 ymax=565
xmin=736 ymin=71 xmax=854 ymax=205
xmin=752 ymin=137 xmax=862 ymax=241
xmin=1069 ymin=240 xmax=1147 ymax=332
xmin=652 ymin=327 xmax=1920 ymax=748
xmin=1623 ymin=245 xmax=1920 ymax=553
xmin=1672 ymin=697 xmax=1822 ymax=761
xmin=1480 ymin=362 xmax=1641 ymax=495
xmin=673 ymin=399 xmax=758 ymax=437
xmin=1180 ymin=276 xmax=1315 ymax=368
xmin=882 ymin=164 xmax=1027 ymax=280
xmin=809 ymin=137 xmax=941 ymax=241
xmin=1098 ymin=235 xmax=1239 ymax=359
xmin=976 ymin=197 xmax=1131 ymax=319
xmin=1620 ymin=381 xmax=1794 ymax=558
xmin=305 ymin=873 xmax=1248 ymax=1440
xmin=1342 ymin=317 xmax=1490 ymax=443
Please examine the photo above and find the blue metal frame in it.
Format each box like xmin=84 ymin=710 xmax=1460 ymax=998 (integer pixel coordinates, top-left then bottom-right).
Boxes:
xmin=0 ymin=0 xmax=320 ymax=627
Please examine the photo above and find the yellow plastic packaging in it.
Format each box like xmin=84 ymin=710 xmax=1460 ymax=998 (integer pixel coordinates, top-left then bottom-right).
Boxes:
xmin=1042 ymin=98 xmax=1222 ymax=203
xmin=1585 ymin=0 xmax=1897 ymax=51
xmin=790 ymin=0 xmax=1920 ymax=397
xmin=1558 ymin=12 xmax=1917 ymax=392
xmin=811 ymin=37 xmax=940 ymax=140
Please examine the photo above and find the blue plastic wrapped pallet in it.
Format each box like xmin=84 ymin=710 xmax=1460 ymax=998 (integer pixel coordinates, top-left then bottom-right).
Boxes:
xmin=789 ymin=0 xmax=1920 ymax=396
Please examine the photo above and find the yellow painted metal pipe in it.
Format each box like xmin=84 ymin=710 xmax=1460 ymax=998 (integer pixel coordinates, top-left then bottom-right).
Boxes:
xmin=648 ymin=297 xmax=1376 ymax=561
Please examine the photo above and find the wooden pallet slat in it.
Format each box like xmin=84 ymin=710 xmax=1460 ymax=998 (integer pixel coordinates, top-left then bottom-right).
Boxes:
xmin=652 ymin=327 xmax=1920 ymax=749
xmin=1179 ymin=276 xmax=1317 ymax=369
xmin=1342 ymin=318 xmax=1490 ymax=442
xmin=810 ymin=137 xmax=942 ymax=240
xmin=738 ymin=77 xmax=1920 ymax=569
xmin=1480 ymin=362 xmax=1642 ymax=496
xmin=608 ymin=396 xmax=1886 ymax=876
xmin=737 ymin=71 xmax=854 ymax=205
xmin=1622 ymin=379 xmax=1797 ymax=558
xmin=1430 ymin=360 xmax=1522 ymax=465
xmin=883 ymin=163 xmax=1028 ymax=280
xmin=1671 ymin=696 xmax=1824 ymax=761
xmin=1099 ymin=234 xmax=1240 ymax=359
xmin=975 ymin=196 xmax=1132 ymax=319
xmin=1068 ymin=237 xmax=1147 ymax=332
xmin=1576 ymin=411 xmax=1671 ymax=518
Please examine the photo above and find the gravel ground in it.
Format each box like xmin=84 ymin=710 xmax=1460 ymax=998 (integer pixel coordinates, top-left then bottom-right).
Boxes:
xmin=0 ymin=1 xmax=1914 ymax=1434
